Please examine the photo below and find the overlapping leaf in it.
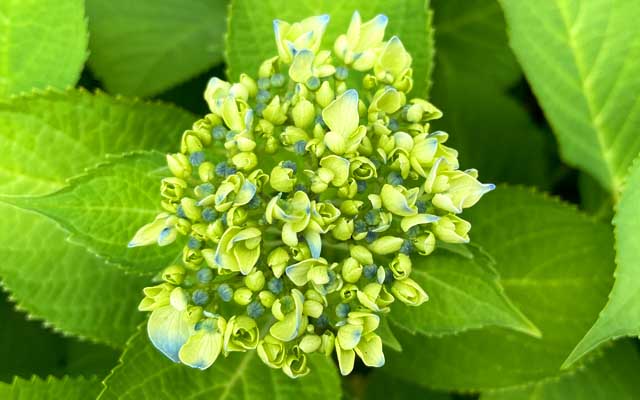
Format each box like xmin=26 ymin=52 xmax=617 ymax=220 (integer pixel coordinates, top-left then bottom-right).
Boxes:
xmin=3 ymin=153 xmax=182 ymax=275
xmin=86 ymin=0 xmax=227 ymax=97
xmin=565 ymin=156 xmax=640 ymax=365
xmin=0 ymin=376 xmax=100 ymax=400
xmin=390 ymin=246 xmax=540 ymax=337
xmin=499 ymin=0 xmax=640 ymax=193
xmin=431 ymin=0 xmax=553 ymax=188
xmin=0 ymin=0 xmax=87 ymax=97
xmin=227 ymin=0 xmax=434 ymax=98
xmin=483 ymin=341 xmax=640 ymax=400
xmin=99 ymin=327 xmax=341 ymax=400
xmin=384 ymin=187 xmax=615 ymax=390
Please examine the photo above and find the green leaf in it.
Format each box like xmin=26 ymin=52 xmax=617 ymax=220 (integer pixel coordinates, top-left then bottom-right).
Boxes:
xmin=0 ymin=89 xmax=195 ymax=197
xmin=86 ymin=0 xmax=227 ymax=97
xmin=431 ymin=0 xmax=554 ymax=188
xmin=364 ymin=373 xmax=451 ymax=400
xmin=0 ymin=292 xmax=68 ymax=382
xmin=482 ymin=341 xmax=640 ymax=400
xmin=564 ymin=156 xmax=640 ymax=366
xmin=377 ymin=317 xmax=402 ymax=352
xmin=2 ymin=152 xmax=179 ymax=275
xmin=226 ymin=0 xmax=434 ymax=98
xmin=384 ymin=186 xmax=615 ymax=391
xmin=498 ymin=0 xmax=640 ymax=193
xmin=63 ymin=341 xmax=121 ymax=377
xmin=0 ymin=0 xmax=87 ymax=97
xmin=99 ymin=327 xmax=342 ymax=400
xmin=0 ymin=376 xmax=100 ymax=400
xmin=390 ymin=246 xmax=540 ymax=337
xmin=0 ymin=202 xmax=147 ymax=346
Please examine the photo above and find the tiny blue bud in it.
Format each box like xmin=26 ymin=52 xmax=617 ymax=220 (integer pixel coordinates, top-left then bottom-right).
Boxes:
xmin=225 ymin=130 xmax=237 ymax=141
xmin=248 ymin=195 xmax=261 ymax=209
xmin=256 ymin=89 xmax=271 ymax=103
xmin=335 ymin=66 xmax=348 ymax=81
xmin=416 ymin=200 xmax=427 ymax=213
xmin=336 ymin=303 xmax=350 ymax=318
xmin=400 ymin=240 xmax=414 ymax=255
xmin=364 ymin=264 xmax=378 ymax=279
xmin=270 ymin=73 xmax=285 ymax=87
xmin=225 ymin=166 xmax=237 ymax=177
xmin=217 ymin=284 xmax=233 ymax=302
xmin=282 ymin=160 xmax=297 ymax=173
xmin=294 ymin=140 xmax=307 ymax=155
xmin=294 ymin=184 xmax=308 ymax=193
xmin=192 ymin=289 xmax=209 ymax=306
xmin=197 ymin=268 xmax=213 ymax=283
xmin=187 ymin=237 xmax=202 ymax=249
xmin=195 ymin=183 xmax=215 ymax=197
xmin=357 ymin=180 xmax=367 ymax=193
xmin=215 ymin=162 xmax=228 ymax=177
xmin=247 ymin=301 xmax=265 ymax=319
xmin=354 ymin=220 xmax=367 ymax=233
xmin=401 ymin=105 xmax=411 ymax=120
xmin=202 ymin=207 xmax=217 ymax=222
xmin=364 ymin=210 xmax=379 ymax=226
xmin=257 ymin=77 xmax=271 ymax=90
xmin=387 ymin=171 xmax=403 ymax=185
xmin=315 ymin=314 xmax=329 ymax=329
xmin=315 ymin=115 xmax=326 ymax=128
xmin=189 ymin=151 xmax=205 ymax=166
xmin=407 ymin=226 xmax=420 ymax=239
xmin=267 ymin=278 xmax=283 ymax=294
xmin=384 ymin=268 xmax=395 ymax=284
xmin=255 ymin=103 xmax=266 ymax=116
xmin=388 ymin=118 xmax=399 ymax=131
xmin=176 ymin=205 xmax=186 ymax=218
xmin=220 ymin=212 xmax=228 ymax=226
xmin=366 ymin=231 xmax=378 ymax=243
xmin=212 ymin=125 xmax=227 ymax=140
xmin=306 ymin=76 xmax=321 ymax=91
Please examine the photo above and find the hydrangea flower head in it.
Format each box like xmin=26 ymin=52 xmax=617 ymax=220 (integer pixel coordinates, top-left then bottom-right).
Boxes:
xmin=130 ymin=11 xmax=494 ymax=378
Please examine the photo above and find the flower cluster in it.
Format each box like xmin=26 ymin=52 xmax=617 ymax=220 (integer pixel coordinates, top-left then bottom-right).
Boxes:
xmin=130 ymin=12 xmax=494 ymax=378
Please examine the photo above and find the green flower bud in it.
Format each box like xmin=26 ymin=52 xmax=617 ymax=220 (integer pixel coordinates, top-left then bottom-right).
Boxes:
xmin=414 ymin=233 xmax=436 ymax=255
xmin=257 ymin=335 xmax=287 ymax=368
xmin=170 ymin=287 xmax=189 ymax=311
xmin=368 ymin=236 xmax=404 ymax=255
xmin=198 ymin=161 xmax=216 ymax=182
xmin=167 ymin=153 xmax=192 ymax=179
xmin=303 ymin=299 xmax=324 ymax=318
xmin=283 ymin=346 xmax=310 ymax=378
xmin=331 ymin=217 xmax=354 ymax=241
xmin=223 ymin=315 xmax=259 ymax=352
xmin=342 ymin=257 xmax=363 ymax=283
xmin=340 ymin=200 xmax=363 ymax=217
xmin=258 ymin=290 xmax=276 ymax=308
xmin=244 ymin=270 xmax=266 ymax=292
xmin=433 ymin=214 xmax=471 ymax=244
xmin=161 ymin=177 xmax=187 ymax=202
xmin=162 ymin=265 xmax=186 ymax=285
xmin=391 ymin=278 xmax=428 ymax=306
xmin=349 ymin=156 xmax=377 ymax=180
xmin=180 ymin=198 xmax=201 ymax=221
xmin=263 ymin=96 xmax=288 ymax=124
xmin=139 ymin=283 xmax=173 ymax=311
xmin=239 ymin=73 xmax=258 ymax=97
xmin=232 ymin=151 xmax=258 ymax=171
xmin=316 ymin=81 xmax=335 ymax=108
xmin=215 ymin=226 xmax=262 ymax=274
xmin=268 ymin=247 xmax=290 ymax=278
xmin=292 ymin=99 xmax=316 ymax=129
xmin=233 ymin=287 xmax=253 ymax=306
xmin=270 ymin=165 xmax=296 ymax=192
xmin=389 ymin=253 xmax=412 ymax=280
xmin=300 ymin=334 xmax=322 ymax=353
xmin=350 ymin=245 xmax=373 ymax=265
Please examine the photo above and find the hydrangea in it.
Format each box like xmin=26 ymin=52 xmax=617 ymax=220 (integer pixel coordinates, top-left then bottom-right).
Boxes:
xmin=129 ymin=11 xmax=494 ymax=378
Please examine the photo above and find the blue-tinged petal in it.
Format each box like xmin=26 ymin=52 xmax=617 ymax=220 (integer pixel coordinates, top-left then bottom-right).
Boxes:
xmin=289 ymin=50 xmax=315 ymax=83
xmin=178 ymin=322 xmax=223 ymax=370
xmin=235 ymin=180 xmax=257 ymax=206
xmin=148 ymin=305 xmax=192 ymax=363
xmin=400 ymin=213 xmax=439 ymax=232
xmin=337 ymin=324 xmax=363 ymax=350
xmin=354 ymin=333 xmax=385 ymax=367
xmin=285 ymin=260 xmax=313 ymax=286
xmin=303 ymin=229 xmax=322 ymax=259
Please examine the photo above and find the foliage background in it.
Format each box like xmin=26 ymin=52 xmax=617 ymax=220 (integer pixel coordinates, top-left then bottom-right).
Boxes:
xmin=0 ymin=0 xmax=639 ymax=399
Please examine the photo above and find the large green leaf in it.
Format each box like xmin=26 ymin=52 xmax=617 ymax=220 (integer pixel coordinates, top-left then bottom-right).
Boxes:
xmin=565 ymin=156 xmax=640 ymax=366
xmin=0 ymin=91 xmax=194 ymax=344
xmin=390 ymin=247 xmax=540 ymax=337
xmin=99 ymin=327 xmax=341 ymax=400
xmin=0 ymin=376 xmax=100 ymax=400
xmin=0 ymin=89 xmax=195 ymax=197
xmin=365 ymin=373 xmax=451 ymax=400
xmin=499 ymin=0 xmax=640 ymax=193
xmin=384 ymin=187 xmax=615 ymax=390
xmin=86 ymin=0 xmax=227 ymax=97
xmin=0 ymin=202 xmax=147 ymax=347
xmin=431 ymin=0 xmax=553 ymax=188
xmin=482 ymin=341 xmax=640 ymax=400
xmin=2 ymin=153 xmax=179 ymax=275
xmin=226 ymin=0 xmax=433 ymax=98
xmin=0 ymin=293 xmax=67 ymax=382
xmin=0 ymin=0 xmax=87 ymax=97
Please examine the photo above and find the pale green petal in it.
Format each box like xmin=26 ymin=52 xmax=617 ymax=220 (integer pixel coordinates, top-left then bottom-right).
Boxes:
xmin=320 ymin=155 xmax=350 ymax=186
xmin=178 ymin=329 xmax=223 ymax=370
xmin=354 ymin=333 xmax=385 ymax=367
xmin=335 ymin=341 xmax=356 ymax=376
xmin=400 ymin=214 xmax=439 ymax=232
xmin=337 ymin=324 xmax=363 ymax=350
xmin=380 ymin=184 xmax=417 ymax=216
xmin=285 ymin=260 xmax=312 ymax=286
xmin=289 ymin=50 xmax=315 ymax=83
xmin=322 ymin=90 xmax=359 ymax=137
